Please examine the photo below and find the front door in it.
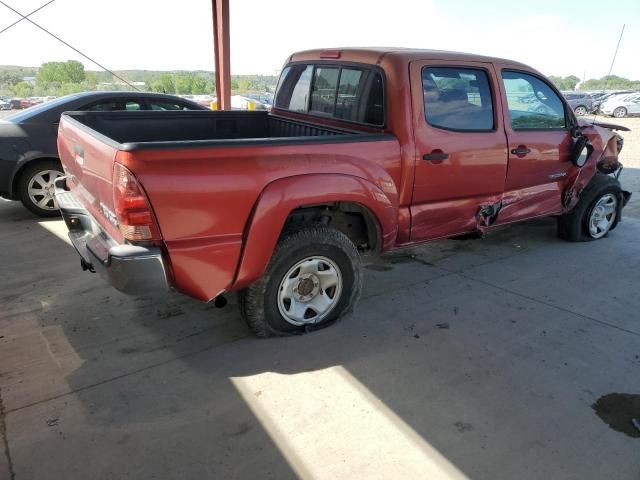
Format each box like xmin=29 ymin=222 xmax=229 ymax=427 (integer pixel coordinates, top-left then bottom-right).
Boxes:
xmin=410 ymin=61 xmax=508 ymax=241
xmin=496 ymin=68 xmax=574 ymax=224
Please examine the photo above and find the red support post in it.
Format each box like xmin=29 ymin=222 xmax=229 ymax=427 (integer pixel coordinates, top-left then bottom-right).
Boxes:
xmin=212 ymin=0 xmax=231 ymax=110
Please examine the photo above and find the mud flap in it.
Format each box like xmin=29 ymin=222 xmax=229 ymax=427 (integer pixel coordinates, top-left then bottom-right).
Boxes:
xmin=612 ymin=190 xmax=633 ymax=231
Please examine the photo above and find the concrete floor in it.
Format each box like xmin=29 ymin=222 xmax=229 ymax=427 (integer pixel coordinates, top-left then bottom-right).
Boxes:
xmin=1 ymin=197 xmax=639 ymax=480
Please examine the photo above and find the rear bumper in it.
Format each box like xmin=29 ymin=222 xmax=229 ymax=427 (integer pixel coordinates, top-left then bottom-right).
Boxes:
xmin=54 ymin=178 xmax=169 ymax=296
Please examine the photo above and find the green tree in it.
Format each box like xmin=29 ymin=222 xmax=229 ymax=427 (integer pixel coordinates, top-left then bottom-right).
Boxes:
xmin=151 ymin=73 xmax=175 ymax=93
xmin=13 ymin=81 xmax=33 ymax=97
xmin=85 ymin=71 xmax=98 ymax=87
xmin=548 ymin=75 xmax=580 ymax=91
xmin=174 ymin=74 xmax=194 ymax=94
xmin=36 ymin=62 xmax=64 ymax=84
xmin=581 ymin=75 xmax=640 ymax=90
xmin=237 ymin=78 xmax=253 ymax=92
xmin=36 ymin=60 xmax=85 ymax=85
xmin=61 ymin=60 xmax=86 ymax=83
xmin=191 ymin=76 xmax=208 ymax=94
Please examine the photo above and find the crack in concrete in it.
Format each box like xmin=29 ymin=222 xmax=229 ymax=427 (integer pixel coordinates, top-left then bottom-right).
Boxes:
xmin=0 ymin=386 xmax=16 ymax=480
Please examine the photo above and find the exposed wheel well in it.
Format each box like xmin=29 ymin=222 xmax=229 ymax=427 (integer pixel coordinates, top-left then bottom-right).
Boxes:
xmin=10 ymin=157 xmax=61 ymax=199
xmin=283 ymin=202 xmax=381 ymax=252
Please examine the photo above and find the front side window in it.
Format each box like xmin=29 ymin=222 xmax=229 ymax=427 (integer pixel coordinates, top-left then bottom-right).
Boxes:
xmin=502 ymin=71 xmax=566 ymax=130
xmin=274 ymin=63 xmax=384 ymax=126
xmin=422 ymin=67 xmax=494 ymax=131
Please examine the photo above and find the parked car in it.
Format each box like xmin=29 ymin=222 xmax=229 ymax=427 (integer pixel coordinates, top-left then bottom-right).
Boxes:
xmin=590 ymin=91 xmax=637 ymax=113
xmin=0 ymin=100 xmax=10 ymax=111
xmin=54 ymin=48 xmax=630 ymax=337
xmin=19 ymin=98 xmax=40 ymax=109
xmin=599 ymin=92 xmax=640 ymax=118
xmin=0 ymin=91 xmax=206 ymax=216
xmin=7 ymin=99 xmax=23 ymax=109
xmin=562 ymin=92 xmax=593 ymax=116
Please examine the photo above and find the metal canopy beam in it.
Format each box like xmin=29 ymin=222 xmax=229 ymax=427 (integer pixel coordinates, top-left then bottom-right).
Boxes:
xmin=212 ymin=0 xmax=231 ymax=110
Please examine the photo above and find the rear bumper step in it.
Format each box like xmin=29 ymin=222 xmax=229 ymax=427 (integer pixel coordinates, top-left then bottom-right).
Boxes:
xmin=54 ymin=177 xmax=169 ymax=296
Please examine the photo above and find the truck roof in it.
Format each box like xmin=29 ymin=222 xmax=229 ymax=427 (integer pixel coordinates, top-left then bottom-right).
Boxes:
xmin=288 ymin=47 xmax=532 ymax=70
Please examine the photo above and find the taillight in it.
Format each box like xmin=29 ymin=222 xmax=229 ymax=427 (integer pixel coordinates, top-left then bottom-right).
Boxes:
xmin=112 ymin=163 xmax=161 ymax=242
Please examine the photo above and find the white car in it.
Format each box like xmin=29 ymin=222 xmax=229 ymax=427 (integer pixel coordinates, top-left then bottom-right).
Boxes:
xmin=600 ymin=92 xmax=640 ymax=118
xmin=0 ymin=99 xmax=11 ymax=110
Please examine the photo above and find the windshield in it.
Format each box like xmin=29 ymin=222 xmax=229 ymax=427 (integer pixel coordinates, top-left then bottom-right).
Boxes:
xmin=5 ymin=94 xmax=82 ymax=122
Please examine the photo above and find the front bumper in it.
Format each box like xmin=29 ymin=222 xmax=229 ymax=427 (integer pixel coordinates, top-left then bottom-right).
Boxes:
xmin=54 ymin=178 xmax=169 ymax=296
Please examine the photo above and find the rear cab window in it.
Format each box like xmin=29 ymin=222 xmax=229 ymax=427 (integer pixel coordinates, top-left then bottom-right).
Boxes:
xmin=275 ymin=63 xmax=385 ymax=126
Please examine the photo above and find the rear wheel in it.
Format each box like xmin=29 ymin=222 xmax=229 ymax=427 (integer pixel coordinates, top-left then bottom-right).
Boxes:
xmin=574 ymin=105 xmax=587 ymax=116
xmin=612 ymin=107 xmax=627 ymax=118
xmin=17 ymin=160 xmax=64 ymax=217
xmin=239 ymin=225 xmax=362 ymax=337
xmin=557 ymin=174 xmax=622 ymax=242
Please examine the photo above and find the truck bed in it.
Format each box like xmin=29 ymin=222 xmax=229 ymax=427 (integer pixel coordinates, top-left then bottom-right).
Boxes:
xmin=61 ymin=110 xmax=378 ymax=149
xmin=57 ymin=109 xmax=400 ymax=301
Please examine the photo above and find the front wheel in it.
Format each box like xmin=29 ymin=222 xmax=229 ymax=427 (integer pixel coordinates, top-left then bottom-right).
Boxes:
xmin=557 ymin=174 xmax=622 ymax=242
xmin=17 ymin=160 xmax=64 ymax=217
xmin=612 ymin=107 xmax=627 ymax=118
xmin=574 ymin=105 xmax=587 ymax=116
xmin=239 ymin=225 xmax=362 ymax=337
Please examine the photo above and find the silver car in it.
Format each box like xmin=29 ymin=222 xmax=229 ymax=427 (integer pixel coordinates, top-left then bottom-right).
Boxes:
xmin=600 ymin=92 xmax=640 ymax=118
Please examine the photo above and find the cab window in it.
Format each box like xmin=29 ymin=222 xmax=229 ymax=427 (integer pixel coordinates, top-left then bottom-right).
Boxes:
xmin=275 ymin=63 xmax=384 ymax=126
xmin=310 ymin=67 xmax=339 ymax=115
xmin=501 ymin=71 xmax=566 ymax=130
xmin=422 ymin=67 xmax=494 ymax=131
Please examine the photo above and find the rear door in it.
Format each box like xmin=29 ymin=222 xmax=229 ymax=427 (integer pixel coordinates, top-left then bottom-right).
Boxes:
xmin=409 ymin=60 xmax=508 ymax=241
xmin=495 ymin=69 xmax=573 ymax=224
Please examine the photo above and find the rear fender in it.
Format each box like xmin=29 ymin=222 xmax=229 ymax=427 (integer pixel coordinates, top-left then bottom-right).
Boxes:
xmin=231 ymin=174 xmax=398 ymax=290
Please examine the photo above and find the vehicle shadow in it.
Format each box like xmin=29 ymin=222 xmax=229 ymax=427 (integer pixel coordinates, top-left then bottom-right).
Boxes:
xmin=3 ymin=198 xmax=639 ymax=479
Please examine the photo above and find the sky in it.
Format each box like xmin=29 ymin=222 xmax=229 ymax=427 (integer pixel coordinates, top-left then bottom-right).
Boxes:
xmin=0 ymin=0 xmax=639 ymax=80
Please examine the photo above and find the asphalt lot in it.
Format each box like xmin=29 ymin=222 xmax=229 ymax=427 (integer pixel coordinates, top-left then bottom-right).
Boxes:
xmin=1 ymin=110 xmax=640 ymax=479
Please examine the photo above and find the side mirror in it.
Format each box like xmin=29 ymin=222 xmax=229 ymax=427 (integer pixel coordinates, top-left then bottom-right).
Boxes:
xmin=571 ymin=135 xmax=592 ymax=168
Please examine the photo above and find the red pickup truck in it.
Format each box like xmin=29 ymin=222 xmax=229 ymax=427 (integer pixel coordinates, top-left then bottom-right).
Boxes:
xmin=55 ymin=48 xmax=630 ymax=337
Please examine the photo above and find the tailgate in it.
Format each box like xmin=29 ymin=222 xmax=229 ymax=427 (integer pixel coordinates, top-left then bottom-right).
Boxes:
xmin=57 ymin=115 xmax=124 ymax=243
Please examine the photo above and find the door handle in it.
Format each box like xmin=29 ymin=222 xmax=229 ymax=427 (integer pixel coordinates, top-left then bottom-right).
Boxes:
xmin=510 ymin=146 xmax=531 ymax=156
xmin=423 ymin=151 xmax=449 ymax=162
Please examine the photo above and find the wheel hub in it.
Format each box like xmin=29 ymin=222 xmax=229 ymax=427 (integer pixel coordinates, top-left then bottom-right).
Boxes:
xmin=27 ymin=169 xmax=62 ymax=211
xmin=588 ymin=193 xmax=617 ymax=239
xmin=293 ymin=274 xmax=320 ymax=302
xmin=277 ymin=256 xmax=343 ymax=326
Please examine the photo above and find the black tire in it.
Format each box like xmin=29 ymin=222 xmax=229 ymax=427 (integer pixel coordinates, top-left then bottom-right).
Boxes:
xmin=239 ymin=225 xmax=362 ymax=337
xmin=612 ymin=106 xmax=627 ymax=118
xmin=16 ymin=159 xmax=63 ymax=217
xmin=574 ymin=105 xmax=587 ymax=116
xmin=557 ymin=174 xmax=623 ymax=242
